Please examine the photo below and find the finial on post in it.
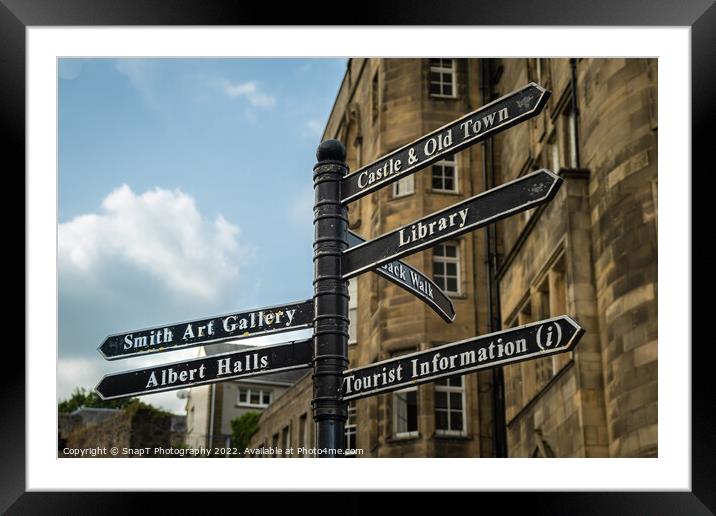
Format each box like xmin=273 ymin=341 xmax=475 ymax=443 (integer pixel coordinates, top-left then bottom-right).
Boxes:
xmin=316 ymin=139 xmax=346 ymax=162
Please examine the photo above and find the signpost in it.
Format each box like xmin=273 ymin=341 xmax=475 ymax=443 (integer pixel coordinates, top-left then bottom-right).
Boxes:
xmin=342 ymin=169 xmax=562 ymax=279
xmin=340 ymin=83 xmax=550 ymax=204
xmin=95 ymin=338 xmax=313 ymax=400
xmin=341 ymin=317 xmax=584 ymax=401
xmin=92 ymin=81 xmax=586 ymax=459
xmin=348 ymin=230 xmax=455 ymax=322
xmin=98 ymin=300 xmax=314 ymax=360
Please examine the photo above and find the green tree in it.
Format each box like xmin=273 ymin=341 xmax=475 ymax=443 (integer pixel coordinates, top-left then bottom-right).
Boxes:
xmin=230 ymin=412 xmax=261 ymax=453
xmin=58 ymin=387 xmax=137 ymax=413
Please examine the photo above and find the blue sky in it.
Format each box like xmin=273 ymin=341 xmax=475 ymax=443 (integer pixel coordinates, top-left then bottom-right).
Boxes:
xmin=58 ymin=58 xmax=347 ymax=413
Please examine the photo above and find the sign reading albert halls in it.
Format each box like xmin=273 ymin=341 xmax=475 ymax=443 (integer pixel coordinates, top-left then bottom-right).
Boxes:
xmin=96 ymin=338 xmax=313 ymax=399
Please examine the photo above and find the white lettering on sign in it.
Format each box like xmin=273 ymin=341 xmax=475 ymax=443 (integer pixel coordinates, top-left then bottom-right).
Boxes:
xmin=459 ymin=107 xmax=510 ymax=139
xmin=145 ymin=364 xmax=207 ymax=389
xmin=398 ymin=208 xmax=469 ymax=247
xmin=123 ymin=328 xmax=174 ymax=350
xmin=409 ymin=337 xmax=527 ymax=379
xmin=216 ymin=353 xmax=269 ymax=376
xmin=357 ymin=157 xmax=403 ymax=189
xmin=408 ymin=270 xmax=434 ymax=299
xmin=220 ymin=309 xmax=296 ymax=335
xmin=343 ymin=364 xmax=404 ymax=395
xmin=380 ymin=262 xmax=408 ymax=281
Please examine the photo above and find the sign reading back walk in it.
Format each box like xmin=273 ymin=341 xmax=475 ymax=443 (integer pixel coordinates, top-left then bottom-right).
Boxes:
xmin=98 ymin=300 xmax=313 ymax=360
xmin=341 ymin=316 xmax=584 ymax=401
xmin=341 ymin=83 xmax=550 ymax=204
xmin=96 ymin=338 xmax=313 ymax=399
xmin=348 ymin=230 xmax=455 ymax=322
xmin=343 ymin=169 xmax=562 ymax=279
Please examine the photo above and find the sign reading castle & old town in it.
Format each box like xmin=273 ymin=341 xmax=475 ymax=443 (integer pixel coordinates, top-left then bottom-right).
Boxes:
xmin=340 ymin=83 xmax=550 ymax=204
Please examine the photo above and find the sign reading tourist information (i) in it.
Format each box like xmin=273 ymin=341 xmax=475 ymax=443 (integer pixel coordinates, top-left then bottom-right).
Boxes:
xmin=95 ymin=338 xmax=314 ymax=399
xmin=347 ymin=230 xmax=455 ymax=323
xmin=340 ymin=83 xmax=551 ymax=204
xmin=98 ymin=300 xmax=314 ymax=360
xmin=341 ymin=316 xmax=584 ymax=401
xmin=342 ymin=169 xmax=562 ymax=280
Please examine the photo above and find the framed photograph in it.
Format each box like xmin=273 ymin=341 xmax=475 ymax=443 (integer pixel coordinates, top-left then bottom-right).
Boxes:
xmin=9 ymin=0 xmax=711 ymax=512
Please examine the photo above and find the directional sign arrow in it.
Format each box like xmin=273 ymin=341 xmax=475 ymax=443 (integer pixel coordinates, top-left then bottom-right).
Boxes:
xmin=95 ymin=338 xmax=313 ymax=400
xmin=342 ymin=169 xmax=563 ymax=280
xmin=341 ymin=82 xmax=551 ymax=204
xmin=348 ymin=230 xmax=455 ymax=323
xmin=98 ymin=299 xmax=314 ymax=360
xmin=341 ymin=316 xmax=584 ymax=401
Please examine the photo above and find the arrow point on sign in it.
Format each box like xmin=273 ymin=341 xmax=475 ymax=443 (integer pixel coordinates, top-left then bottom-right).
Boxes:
xmin=535 ymin=168 xmax=564 ymax=202
xmin=97 ymin=340 xmax=110 ymax=360
xmin=94 ymin=377 xmax=109 ymax=400
xmin=561 ymin=315 xmax=586 ymax=351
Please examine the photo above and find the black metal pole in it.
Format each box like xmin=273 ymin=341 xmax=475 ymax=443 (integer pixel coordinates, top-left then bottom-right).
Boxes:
xmin=312 ymin=139 xmax=349 ymax=457
xmin=481 ymin=58 xmax=508 ymax=458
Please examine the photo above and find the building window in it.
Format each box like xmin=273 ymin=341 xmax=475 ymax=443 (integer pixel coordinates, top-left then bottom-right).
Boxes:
xmin=435 ymin=376 xmax=466 ymax=436
xmin=392 ymin=175 xmax=415 ymax=198
xmin=237 ymin=387 xmax=273 ymax=408
xmin=348 ymin=279 xmax=358 ymax=345
xmin=393 ymin=386 xmax=419 ymax=438
xmin=433 ymin=242 xmax=461 ymax=295
xmin=371 ymin=70 xmax=379 ymax=124
xmin=431 ymin=155 xmax=458 ymax=193
xmin=429 ymin=58 xmax=457 ymax=98
xmin=345 ymin=402 xmax=357 ymax=456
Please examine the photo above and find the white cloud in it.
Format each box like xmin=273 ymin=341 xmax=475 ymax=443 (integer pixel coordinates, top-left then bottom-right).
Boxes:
xmin=305 ymin=119 xmax=323 ymax=137
xmin=219 ymin=79 xmax=276 ymax=108
xmin=59 ymin=185 xmax=243 ymax=300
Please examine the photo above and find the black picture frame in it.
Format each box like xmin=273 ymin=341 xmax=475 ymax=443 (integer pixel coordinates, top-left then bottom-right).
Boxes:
xmin=6 ymin=0 xmax=712 ymax=513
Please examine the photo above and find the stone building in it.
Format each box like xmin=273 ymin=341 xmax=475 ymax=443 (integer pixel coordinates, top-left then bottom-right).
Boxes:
xmin=248 ymin=58 xmax=657 ymax=458
xmin=184 ymin=343 xmax=307 ymax=450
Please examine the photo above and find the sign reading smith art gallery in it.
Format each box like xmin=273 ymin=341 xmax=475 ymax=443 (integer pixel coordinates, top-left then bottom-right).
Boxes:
xmin=98 ymin=300 xmax=314 ymax=360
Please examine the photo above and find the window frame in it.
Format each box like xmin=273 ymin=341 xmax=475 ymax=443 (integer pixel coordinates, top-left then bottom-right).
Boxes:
xmin=430 ymin=155 xmax=459 ymax=194
xmin=432 ymin=241 xmax=462 ymax=296
xmin=392 ymin=174 xmax=415 ymax=198
xmin=236 ymin=387 xmax=273 ymax=408
xmin=393 ymin=385 xmax=419 ymax=439
xmin=345 ymin=402 xmax=357 ymax=455
xmin=434 ymin=376 xmax=468 ymax=437
xmin=428 ymin=58 xmax=457 ymax=99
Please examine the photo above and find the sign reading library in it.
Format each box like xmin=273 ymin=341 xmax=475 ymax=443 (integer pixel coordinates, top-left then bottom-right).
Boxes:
xmin=343 ymin=169 xmax=562 ymax=279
